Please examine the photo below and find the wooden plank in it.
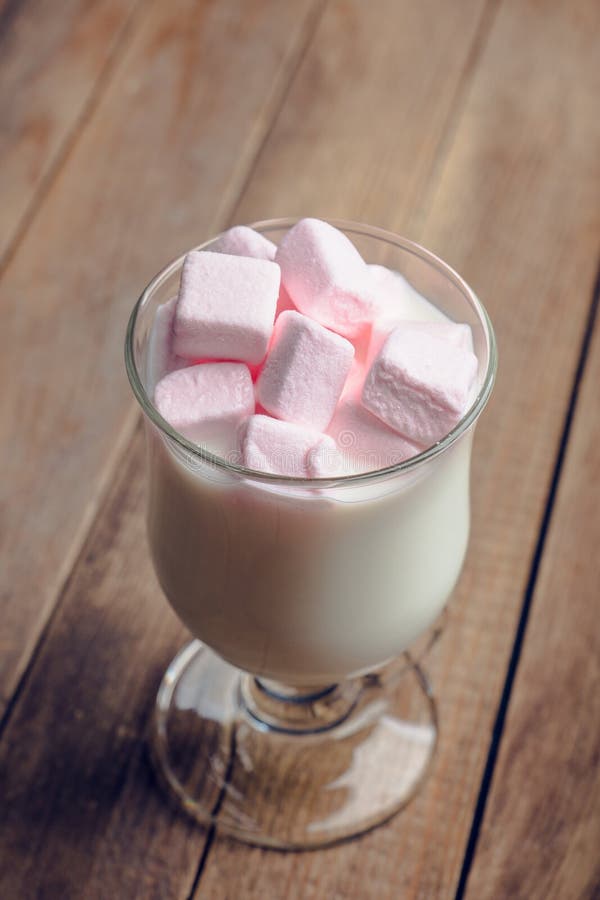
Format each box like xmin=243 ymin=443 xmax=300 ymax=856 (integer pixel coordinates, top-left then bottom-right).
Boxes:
xmin=0 ymin=0 xmax=322 ymax=718
xmin=0 ymin=426 xmax=205 ymax=898
xmin=195 ymin=0 xmax=600 ymax=896
xmin=463 ymin=293 xmax=600 ymax=898
xmin=233 ymin=0 xmax=496 ymax=228
xmin=2 ymin=1 xmax=598 ymax=898
xmin=0 ymin=0 xmax=138 ymax=262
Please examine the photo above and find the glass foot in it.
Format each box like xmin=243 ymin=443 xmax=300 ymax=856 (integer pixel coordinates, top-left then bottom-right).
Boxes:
xmin=150 ymin=641 xmax=438 ymax=849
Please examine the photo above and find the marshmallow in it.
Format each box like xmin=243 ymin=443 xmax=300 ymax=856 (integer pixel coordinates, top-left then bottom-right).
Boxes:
xmin=368 ymin=318 xmax=474 ymax=370
xmin=366 ymin=264 xmax=473 ymax=364
xmin=154 ymin=362 xmax=254 ymax=446
xmin=256 ymin=310 xmax=354 ymax=432
xmin=173 ymin=251 xmax=280 ymax=364
xmin=275 ymin=218 xmax=374 ymax=337
xmin=327 ymin=395 xmax=419 ymax=473
xmin=407 ymin=320 xmax=473 ymax=351
xmin=362 ymin=325 xmax=478 ymax=446
xmin=241 ymin=414 xmax=340 ymax=477
xmin=368 ymin=264 xmax=448 ymax=323
xmin=146 ymin=297 xmax=186 ymax=392
xmin=210 ymin=225 xmax=276 ymax=261
xmin=276 ymin=284 xmax=296 ymax=317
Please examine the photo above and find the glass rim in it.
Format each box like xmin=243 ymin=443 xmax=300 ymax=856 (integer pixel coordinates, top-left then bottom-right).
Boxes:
xmin=125 ymin=217 xmax=498 ymax=487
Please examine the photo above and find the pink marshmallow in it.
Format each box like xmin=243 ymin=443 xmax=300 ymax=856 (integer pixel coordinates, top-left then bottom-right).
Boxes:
xmin=210 ymin=225 xmax=276 ymax=261
xmin=362 ymin=325 xmax=478 ymax=446
xmin=146 ymin=297 xmax=186 ymax=392
xmin=241 ymin=414 xmax=341 ymax=477
xmin=275 ymin=218 xmax=374 ymax=337
xmin=408 ymin=320 xmax=473 ymax=351
xmin=353 ymin=264 xmax=458 ymax=365
xmin=172 ymin=251 xmax=279 ymax=364
xmin=327 ymin=395 xmax=419 ymax=473
xmin=368 ymin=318 xmax=474 ymax=370
xmin=276 ymin=283 xmax=296 ymax=316
xmin=256 ymin=310 xmax=354 ymax=432
xmin=154 ymin=362 xmax=254 ymax=445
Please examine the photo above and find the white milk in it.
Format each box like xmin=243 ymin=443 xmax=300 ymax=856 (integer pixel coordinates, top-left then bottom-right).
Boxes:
xmin=145 ymin=270 xmax=478 ymax=685
xmin=147 ymin=429 xmax=472 ymax=685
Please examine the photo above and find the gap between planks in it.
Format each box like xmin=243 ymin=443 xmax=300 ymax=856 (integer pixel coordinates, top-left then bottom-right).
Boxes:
xmin=454 ymin=255 xmax=600 ymax=900
xmin=0 ymin=0 xmax=23 ymax=40
xmin=0 ymin=0 xmax=145 ymax=275
xmin=208 ymin=0 xmax=329 ymax=234
xmin=410 ymin=0 xmax=502 ymax=241
xmin=0 ymin=406 xmax=140 ymax=740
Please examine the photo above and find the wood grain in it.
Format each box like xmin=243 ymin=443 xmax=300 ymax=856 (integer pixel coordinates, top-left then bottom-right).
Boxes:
xmin=1 ymin=0 xmax=599 ymax=898
xmin=0 ymin=0 xmax=322 ymax=719
xmin=234 ymin=0 xmax=496 ymax=229
xmin=463 ymin=288 xmax=600 ymax=899
xmin=0 ymin=426 xmax=208 ymax=899
xmin=0 ymin=0 xmax=138 ymax=262
xmin=195 ymin=0 xmax=600 ymax=896
xmin=0 ymin=0 xmax=501 ymax=895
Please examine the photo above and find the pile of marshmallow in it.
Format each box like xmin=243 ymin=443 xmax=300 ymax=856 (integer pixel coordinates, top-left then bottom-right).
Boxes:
xmin=150 ymin=218 xmax=478 ymax=477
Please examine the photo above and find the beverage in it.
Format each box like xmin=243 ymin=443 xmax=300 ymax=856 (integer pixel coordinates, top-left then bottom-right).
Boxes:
xmin=146 ymin=283 xmax=474 ymax=685
xmin=125 ymin=219 xmax=496 ymax=847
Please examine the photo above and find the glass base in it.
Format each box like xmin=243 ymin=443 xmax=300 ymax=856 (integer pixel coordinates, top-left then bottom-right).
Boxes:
xmin=150 ymin=641 xmax=438 ymax=849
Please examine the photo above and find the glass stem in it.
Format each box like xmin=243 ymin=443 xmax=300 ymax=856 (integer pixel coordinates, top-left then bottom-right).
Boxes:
xmin=239 ymin=675 xmax=360 ymax=735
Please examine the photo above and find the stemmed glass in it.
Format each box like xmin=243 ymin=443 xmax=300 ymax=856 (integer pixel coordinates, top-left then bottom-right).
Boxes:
xmin=125 ymin=220 xmax=496 ymax=849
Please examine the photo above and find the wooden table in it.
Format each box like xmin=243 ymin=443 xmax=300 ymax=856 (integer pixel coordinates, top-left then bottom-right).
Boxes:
xmin=1 ymin=0 xmax=599 ymax=896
